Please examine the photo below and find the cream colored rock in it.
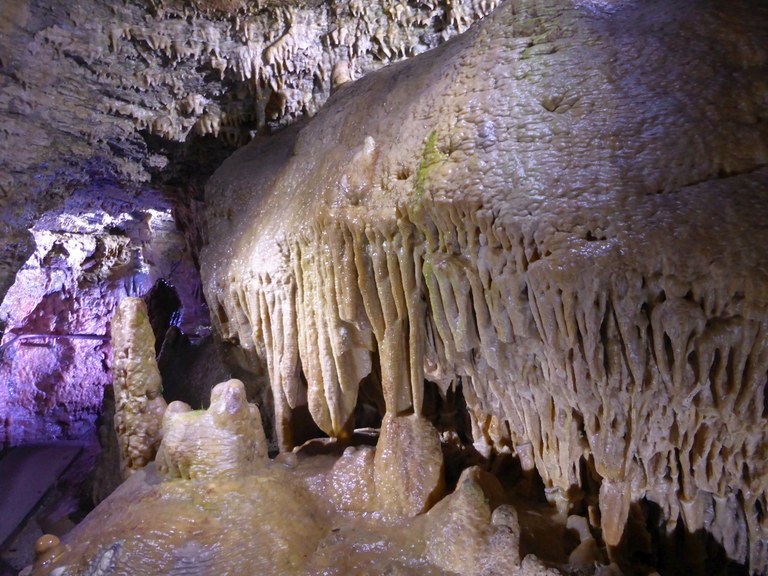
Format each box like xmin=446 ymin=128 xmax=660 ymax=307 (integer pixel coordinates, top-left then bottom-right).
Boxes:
xmin=201 ymin=0 xmax=768 ymax=572
xmin=156 ymin=378 xmax=268 ymax=480
xmin=426 ymin=466 xmax=520 ymax=575
xmin=325 ymin=415 xmax=445 ymax=517
xmin=374 ymin=413 xmax=446 ymax=517
xmin=0 ymin=0 xmax=497 ymax=306
xmin=327 ymin=445 xmax=377 ymax=513
xmin=599 ymin=479 xmax=631 ymax=547
xmin=28 ymin=448 xmax=555 ymax=576
xmin=111 ymin=297 xmax=167 ymax=478
xmin=28 ymin=465 xmax=326 ymax=576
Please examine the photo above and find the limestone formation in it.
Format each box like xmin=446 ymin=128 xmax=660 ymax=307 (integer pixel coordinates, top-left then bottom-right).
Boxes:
xmin=0 ymin=188 xmax=199 ymax=446
xmin=27 ymin=464 xmax=329 ymax=576
xmin=27 ymin=441 xmax=555 ymax=576
xmin=111 ymin=297 xmax=167 ymax=478
xmin=0 ymin=0 xmax=496 ymax=451
xmin=199 ymin=0 xmax=768 ymax=572
xmin=425 ymin=467 xmax=521 ymax=576
xmin=325 ymin=413 xmax=445 ymax=517
xmin=374 ymin=413 xmax=446 ymax=516
xmin=327 ymin=444 xmax=378 ymax=513
xmin=156 ymin=378 xmax=268 ymax=480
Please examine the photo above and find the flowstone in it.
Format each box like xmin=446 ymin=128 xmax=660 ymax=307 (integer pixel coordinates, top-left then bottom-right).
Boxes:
xmin=200 ymin=0 xmax=768 ymax=572
xmin=28 ymin=383 xmax=554 ymax=576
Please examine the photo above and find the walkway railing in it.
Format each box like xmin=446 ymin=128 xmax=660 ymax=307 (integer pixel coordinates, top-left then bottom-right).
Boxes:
xmin=0 ymin=333 xmax=111 ymax=358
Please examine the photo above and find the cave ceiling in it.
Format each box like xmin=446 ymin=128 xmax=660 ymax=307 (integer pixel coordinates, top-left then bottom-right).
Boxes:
xmin=0 ymin=0 xmax=495 ymax=301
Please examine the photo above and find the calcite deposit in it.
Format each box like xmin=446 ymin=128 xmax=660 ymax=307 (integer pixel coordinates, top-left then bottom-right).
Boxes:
xmin=0 ymin=0 xmax=495 ymax=303
xmin=8 ymin=0 xmax=768 ymax=575
xmin=111 ymin=297 xmax=167 ymax=478
xmin=199 ymin=0 xmax=768 ymax=572
xmin=156 ymin=378 xmax=268 ymax=480
xmin=29 ymin=382 xmax=558 ymax=576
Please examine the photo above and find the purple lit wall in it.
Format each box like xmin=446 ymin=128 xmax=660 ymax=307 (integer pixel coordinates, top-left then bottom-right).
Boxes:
xmin=0 ymin=186 xmax=205 ymax=446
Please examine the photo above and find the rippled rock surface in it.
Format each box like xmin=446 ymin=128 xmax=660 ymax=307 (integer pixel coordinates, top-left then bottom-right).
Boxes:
xmin=201 ymin=0 xmax=768 ymax=572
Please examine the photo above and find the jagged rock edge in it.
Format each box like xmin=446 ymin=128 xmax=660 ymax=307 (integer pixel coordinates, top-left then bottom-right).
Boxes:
xmin=206 ymin=190 xmax=768 ymax=570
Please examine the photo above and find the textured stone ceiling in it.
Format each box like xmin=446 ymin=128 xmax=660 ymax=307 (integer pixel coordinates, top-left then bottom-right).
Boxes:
xmin=0 ymin=0 xmax=497 ymax=300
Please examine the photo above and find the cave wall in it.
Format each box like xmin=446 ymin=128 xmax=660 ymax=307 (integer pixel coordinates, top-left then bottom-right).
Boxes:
xmin=0 ymin=184 xmax=200 ymax=445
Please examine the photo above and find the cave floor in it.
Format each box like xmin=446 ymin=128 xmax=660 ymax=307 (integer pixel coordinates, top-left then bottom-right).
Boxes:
xmin=0 ymin=439 xmax=99 ymax=574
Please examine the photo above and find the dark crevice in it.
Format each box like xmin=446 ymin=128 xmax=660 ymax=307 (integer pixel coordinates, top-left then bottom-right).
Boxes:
xmin=762 ymin=374 xmax=768 ymax=419
xmin=143 ymin=279 xmax=182 ymax=355
xmin=645 ymin=161 xmax=768 ymax=196
xmin=354 ymin=369 xmax=386 ymax=430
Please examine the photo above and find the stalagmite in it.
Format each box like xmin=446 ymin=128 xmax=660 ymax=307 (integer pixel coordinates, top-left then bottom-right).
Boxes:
xmin=110 ymin=297 xmax=167 ymax=478
xmin=425 ymin=466 xmax=520 ymax=575
xmin=566 ymin=515 xmax=602 ymax=569
xmin=28 ymin=389 xmax=567 ymax=576
xmin=327 ymin=445 xmax=378 ymax=513
xmin=155 ymin=379 xmax=268 ymax=480
xmin=374 ymin=413 xmax=445 ymax=516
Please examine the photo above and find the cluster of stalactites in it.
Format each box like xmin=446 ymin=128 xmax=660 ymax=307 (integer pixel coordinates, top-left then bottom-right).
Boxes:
xmin=97 ymin=0 xmax=500 ymax=146
xmin=209 ymin=200 xmax=768 ymax=570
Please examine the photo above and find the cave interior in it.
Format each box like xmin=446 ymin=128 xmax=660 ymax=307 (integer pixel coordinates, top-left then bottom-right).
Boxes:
xmin=1 ymin=0 xmax=768 ymax=575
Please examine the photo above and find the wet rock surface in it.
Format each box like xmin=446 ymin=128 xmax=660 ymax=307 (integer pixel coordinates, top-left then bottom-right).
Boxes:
xmin=26 ymin=383 xmax=560 ymax=576
xmin=200 ymin=0 xmax=768 ymax=572
xmin=2 ymin=0 xmax=768 ymax=574
xmin=0 ymin=0 xmax=495 ymax=452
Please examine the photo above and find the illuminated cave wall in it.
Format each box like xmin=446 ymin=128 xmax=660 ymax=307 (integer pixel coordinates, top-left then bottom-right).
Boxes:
xmin=0 ymin=184 xmax=201 ymax=444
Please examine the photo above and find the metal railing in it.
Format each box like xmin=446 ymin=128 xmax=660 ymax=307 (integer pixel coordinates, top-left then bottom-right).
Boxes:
xmin=0 ymin=333 xmax=111 ymax=358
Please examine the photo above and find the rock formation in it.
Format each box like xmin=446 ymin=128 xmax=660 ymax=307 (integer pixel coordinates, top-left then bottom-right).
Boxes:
xmin=5 ymin=0 xmax=768 ymax=575
xmin=0 ymin=187 xmax=198 ymax=446
xmin=156 ymin=378 xmax=268 ymax=480
xmin=27 ymin=382 xmax=554 ymax=576
xmin=111 ymin=297 xmax=167 ymax=478
xmin=0 ymin=0 xmax=495 ymax=302
xmin=199 ymin=0 xmax=768 ymax=572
